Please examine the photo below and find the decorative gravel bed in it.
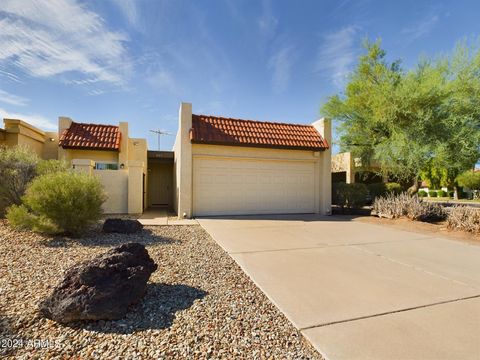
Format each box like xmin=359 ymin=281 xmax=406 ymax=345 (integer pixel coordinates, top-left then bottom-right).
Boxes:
xmin=0 ymin=221 xmax=321 ymax=359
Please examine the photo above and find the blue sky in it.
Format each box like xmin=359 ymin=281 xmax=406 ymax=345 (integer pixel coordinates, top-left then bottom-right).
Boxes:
xmin=0 ymin=0 xmax=478 ymax=151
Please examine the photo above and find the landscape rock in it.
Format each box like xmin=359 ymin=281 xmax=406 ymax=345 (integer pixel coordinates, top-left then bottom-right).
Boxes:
xmin=103 ymin=218 xmax=143 ymax=234
xmin=39 ymin=242 xmax=157 ymax=323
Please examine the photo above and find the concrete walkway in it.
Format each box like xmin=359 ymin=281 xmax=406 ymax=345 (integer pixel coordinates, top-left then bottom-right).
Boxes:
xmin=139 ymin=209 xmax=198 ymax=226
xmin=198 ymin=215 xmax=480 ymax=360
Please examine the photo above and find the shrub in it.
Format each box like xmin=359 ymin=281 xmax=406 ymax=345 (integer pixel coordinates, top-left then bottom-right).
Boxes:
xmin=373 ymin=193 xmax=447 ymax=222
xmin=448 ymin=191 xmax=454 ymax=198
xmin=0 ymin=146 xmax=39 ymax=215
xmin=332 ymin=182 xmax=368 ymax=209
xmin=428 ymin=190 xmax=437 ymax=197
xmin=456 ymin=171 xmax=480 ymax=191
xmin=367 ymin=183 xmax=387 ymax=200
xmin=6 ymin=204 xmax=59 ymax=234
xmin=10 ymin=171 xmax=106 ymax=236
xmin=437 ymin=190 xmax=447 ymax=197
xmin=447 ymin=206 xmax=480 ymax=233
xmin=385 ymin=182 xmax=402 ymax=194
xmin=418 ymin=190 xmax=428 ymax=197
xmin=37 ymin=159 xmax=69 ymax=176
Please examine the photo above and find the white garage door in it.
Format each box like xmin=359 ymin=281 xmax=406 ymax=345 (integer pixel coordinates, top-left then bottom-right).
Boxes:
xmin=193 ymin=157 xmax=316 ymax=216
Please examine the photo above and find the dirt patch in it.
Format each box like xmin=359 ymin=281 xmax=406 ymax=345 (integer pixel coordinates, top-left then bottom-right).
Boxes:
xmin=358 ymin=216 xmax=480 ymax=244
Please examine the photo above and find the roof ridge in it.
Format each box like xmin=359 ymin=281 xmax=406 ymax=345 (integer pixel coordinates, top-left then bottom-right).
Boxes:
xmin=193 ymin=114 xmax=314 ymax=128
xmin=71 ymin=121 xmax=119 ymax=128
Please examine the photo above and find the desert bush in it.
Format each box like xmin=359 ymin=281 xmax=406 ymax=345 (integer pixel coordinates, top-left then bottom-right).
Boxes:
xmin=367 ymin=183 xmax=387 ymax=200
xmin=6 ymin=204 xmax=59 ymax=234
xmin=428 ymin=190 xmax=437 ymax=197
xmin=385 ymin=182 xmax=402 ymax=194
xmin=37 ymin=159 xmax=69 ymax=176
xmin=446 ymin=206 xmax=480 ymax=233
xmin=373 ymin=193 xmax=447 ymax=222
xmin=8 ymin=171 xmax=106 ymax=236
xmin=332 ymin=182 xmax=368 ymax=209
xmin=0 ymin=146 xmax=39 ymax=215
xmin=418 ymin=190 xmax=428 ymax=197
xmin=437 ymin=190 xmax=447 ymax=197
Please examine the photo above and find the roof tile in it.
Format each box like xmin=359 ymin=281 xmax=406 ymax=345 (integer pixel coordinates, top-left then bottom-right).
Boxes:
xmin=59 ymin=122 xmax=121 ymax=151
xmin=191 ymin=114 xmax=328 ymax=151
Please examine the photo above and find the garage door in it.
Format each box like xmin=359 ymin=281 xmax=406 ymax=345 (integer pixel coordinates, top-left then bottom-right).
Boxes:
xmin=193 ymin=157 xmax=316 ymax=216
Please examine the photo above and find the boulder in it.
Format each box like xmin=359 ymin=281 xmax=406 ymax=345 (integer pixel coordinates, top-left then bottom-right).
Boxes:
xmin=103 ymin=218 xmax=143 ymax=234
xmin=39 ymin=242 xmax=157 ymax=323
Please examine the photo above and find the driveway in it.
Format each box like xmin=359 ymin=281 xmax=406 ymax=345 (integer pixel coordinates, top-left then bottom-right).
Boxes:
xmin=198 ymin=215 xmax=480 ymax=360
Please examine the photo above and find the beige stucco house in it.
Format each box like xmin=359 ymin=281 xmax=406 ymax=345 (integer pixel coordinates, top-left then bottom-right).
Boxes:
xmin=172 ymin=102 xmax=332 ymax=218
xmin=1 ymin=102 xmax=332 ymax=218
xmin=331 ymin=152 xmax=384 ymax=184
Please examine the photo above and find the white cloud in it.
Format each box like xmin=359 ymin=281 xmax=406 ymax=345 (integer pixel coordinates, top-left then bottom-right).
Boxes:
xmin=0 ymin=0 xmax=131 ymax=85
xmin=258 ymin=0 xmax=278 ymax=38
xmin=145 ymin=69 xmax=179 ymax=94
xmin=0 ymin=107 xmax=56 ymax=130
xmin=401 ymin=15 xmax=439 ymax=42
xmin=0 ymin=89 xmax=28 ymax=106
xmin=268 ymin=45 xmax=296 ymax=94
xmin=315 ymin=26 xmax=358 ymax=88
xmin=112 ymin=0 xmax=141 ymax=30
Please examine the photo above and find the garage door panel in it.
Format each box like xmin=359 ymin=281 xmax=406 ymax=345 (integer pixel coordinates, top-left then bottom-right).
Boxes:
xmin=193 ymin=157 xmax=316 ymax=216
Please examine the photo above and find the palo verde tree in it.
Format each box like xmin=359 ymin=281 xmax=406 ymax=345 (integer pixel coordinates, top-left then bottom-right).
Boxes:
xmin=322 ymin=40 xmax=480 ymax=194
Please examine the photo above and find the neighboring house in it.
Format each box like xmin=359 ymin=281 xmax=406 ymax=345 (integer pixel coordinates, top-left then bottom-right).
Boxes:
xmin=0 ymin=119 xmax=58 ymax=159
xmin=1 ymin=102 xmax=332 ymax=218
xmin=172 ymin=102 xmax=332 ymax=218
xmin=331 ymin=152 xmax=384 ymax=184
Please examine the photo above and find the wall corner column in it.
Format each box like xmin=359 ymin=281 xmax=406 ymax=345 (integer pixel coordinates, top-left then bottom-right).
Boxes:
xmin=127 ymin=160 xmax=144 ymax=214
xmin=312 ymin=117 xmax=332 ymax=215
xmin=177 ymin=102 xmax=193 ymax=219
xmin=72 ymin=159 xmax=95 ymax=176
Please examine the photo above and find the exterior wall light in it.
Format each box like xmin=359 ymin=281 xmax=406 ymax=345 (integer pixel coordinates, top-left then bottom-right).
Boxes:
xmin=120 ymin=163 xmax=125 ymax=169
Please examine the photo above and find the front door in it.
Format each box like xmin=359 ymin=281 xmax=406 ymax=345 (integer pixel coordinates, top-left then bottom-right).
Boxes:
xmin=148 ymin=162 xmax=173 ymax=207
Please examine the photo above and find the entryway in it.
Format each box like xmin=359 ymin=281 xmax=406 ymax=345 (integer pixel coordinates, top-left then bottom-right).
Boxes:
xmin=147 ymin=151 xmax=173 ymax=209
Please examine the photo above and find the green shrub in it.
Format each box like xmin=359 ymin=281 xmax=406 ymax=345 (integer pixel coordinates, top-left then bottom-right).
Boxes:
xmin=448 ymin=191 xmax=454 ymax=198
xmin=385 ymin=182 xmax=402 ymax=194
xmin=367 ymin=183 xmax=387 ymax=200
xmin=428 ymin=190 xmax=437 ymax=197
xmin=332 ymin=182 xmax=368 ymax=209
xmin=12 ymin=171 xmax=106 ymax=236
xmin=6 ymin=204 xmax=59 ymax=234
xmin=37 ymin=159 xmax=69 ymax=176
xmin=437 ymin=190 xmax=447 ymax=197
xmin=0 ymin=146 xmax=39 ymax=215
xmin=418 ymin=190 xmax=428 ymax=197
xmin=456 ymin=171 xmax=480 ymax=191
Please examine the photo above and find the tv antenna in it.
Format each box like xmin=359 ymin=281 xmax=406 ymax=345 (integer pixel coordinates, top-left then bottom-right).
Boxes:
xmin=150 ymin=129 xmax=172 ymax=150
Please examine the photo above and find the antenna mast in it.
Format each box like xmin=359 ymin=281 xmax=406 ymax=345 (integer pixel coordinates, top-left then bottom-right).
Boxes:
xmin=149 ymin=129 xmax=172 ymax=151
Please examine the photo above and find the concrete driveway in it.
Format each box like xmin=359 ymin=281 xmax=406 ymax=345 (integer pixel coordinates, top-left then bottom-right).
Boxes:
xmin=198 ymin=215 xmax=480 ymax=360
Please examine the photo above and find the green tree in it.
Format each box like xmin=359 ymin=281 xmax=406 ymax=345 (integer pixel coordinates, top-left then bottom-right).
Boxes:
xmin=456 ymin=170 xmax=480 ymax=190
xmin=322 ymin=40 xmax=480 ymax=194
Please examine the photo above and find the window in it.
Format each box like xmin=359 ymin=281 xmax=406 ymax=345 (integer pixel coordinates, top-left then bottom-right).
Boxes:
xmin=95 ymin=163 xmax=119 ymax=170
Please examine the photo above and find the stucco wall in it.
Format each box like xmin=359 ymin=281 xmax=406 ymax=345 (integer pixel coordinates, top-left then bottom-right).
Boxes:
xmin=61 ymin=149 xmax=119 ymax=163
xmin=93 ymin=169 xmax=128 ymax=213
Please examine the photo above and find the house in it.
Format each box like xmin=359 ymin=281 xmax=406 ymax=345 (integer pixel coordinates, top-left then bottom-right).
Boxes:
xmin=172 ymin=103 xmax=332 ymax=217
xmin=1 ymin=102 xmax=332 ymax=218
xmin=0 ymin=118 xmax=58 ymax=159
xmin=331 ymin=152 xmax=384 ymax=184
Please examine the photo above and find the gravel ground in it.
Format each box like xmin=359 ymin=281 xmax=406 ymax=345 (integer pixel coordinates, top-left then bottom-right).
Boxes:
xmin=0 ymin=220 xmax=321 ymax=359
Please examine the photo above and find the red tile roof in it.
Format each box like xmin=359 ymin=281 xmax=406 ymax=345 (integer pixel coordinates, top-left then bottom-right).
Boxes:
xmin=190 ymin=114 xmax=328 ymax=151
xmin=59 ymin=122 xmax=121 ymax=151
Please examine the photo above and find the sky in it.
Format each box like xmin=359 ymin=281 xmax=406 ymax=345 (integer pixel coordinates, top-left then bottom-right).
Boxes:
xmin=0 ymin=0 xmax=479 ymax=152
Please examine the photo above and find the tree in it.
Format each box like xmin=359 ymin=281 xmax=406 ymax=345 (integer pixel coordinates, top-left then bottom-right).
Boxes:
xmin=0 ymin=145 xmax=39 ymax=214
xmin=322 ymin=40 xmax=480 ymax=194
xmin=456 ymin=170 xmax=480 ymax=190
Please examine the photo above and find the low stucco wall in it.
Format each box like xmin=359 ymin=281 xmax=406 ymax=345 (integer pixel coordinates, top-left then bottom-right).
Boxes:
xmin=93 ymin=169 xmax=128 ymax=214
